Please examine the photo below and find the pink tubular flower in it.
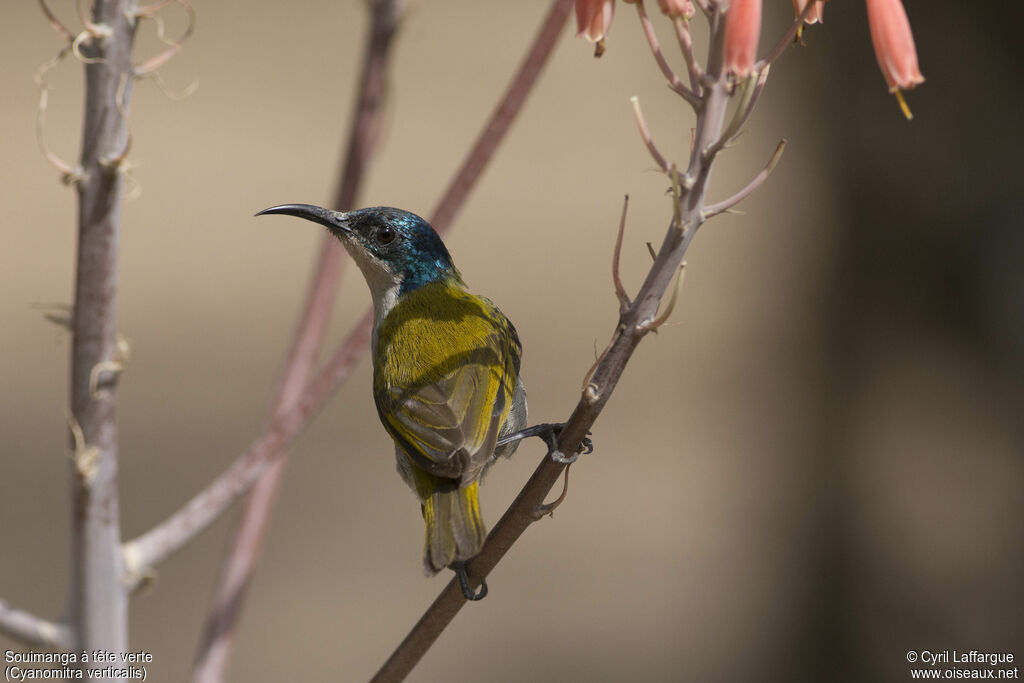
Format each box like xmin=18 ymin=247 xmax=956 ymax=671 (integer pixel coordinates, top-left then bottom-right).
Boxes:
xmin=658 ymin=0 xmax=695 ymax=20
xmin=792 ymin=0 xmax=824 ymax=24
xmin=865 ymin=0 xmax=924 ymax=92
xmin=575 ymin=0 xmax=615 ymax=43
xmin=723 ymin=0 xmax=762 ymax=78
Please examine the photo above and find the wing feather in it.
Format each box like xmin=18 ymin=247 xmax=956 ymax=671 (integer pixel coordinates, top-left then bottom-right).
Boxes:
xmin=373 ymin=282 xmax=522 ymax=484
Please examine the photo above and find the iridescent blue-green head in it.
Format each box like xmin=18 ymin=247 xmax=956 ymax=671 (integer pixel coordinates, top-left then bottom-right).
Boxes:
xmin=257 ymin=204 xmax=462 ymax=314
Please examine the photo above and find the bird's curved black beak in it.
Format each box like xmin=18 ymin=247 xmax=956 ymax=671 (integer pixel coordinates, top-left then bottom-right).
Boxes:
xmin=256 ymin=203 xmax=351 ymax=237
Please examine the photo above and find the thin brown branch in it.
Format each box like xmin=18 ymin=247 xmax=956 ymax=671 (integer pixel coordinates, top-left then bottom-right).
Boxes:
xmin=612 ymin=194 xmax=631 ymax=312
xmin=630 ymin=96 xmax=670 ymax=172
xmin=634 ymin=0 xmax=700 ymax=108
xmin=38 ymin=0 xmax=75 ymax=42
xmin=67 ymin=0 xmax=137 ymax=666
xmin=703 ymin=139 xmax=785 ymax=218
xmin=372 ymin=10 xmax=740 ymax=682
xmin=673 ymin=16 xmax=703 ymax=94
xmin=0 ymin=601 xmax=71 ymax=649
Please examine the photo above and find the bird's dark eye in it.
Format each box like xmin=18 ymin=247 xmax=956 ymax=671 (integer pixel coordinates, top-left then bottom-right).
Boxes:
xmin=377 ymin=226 xmax=396 ymax=245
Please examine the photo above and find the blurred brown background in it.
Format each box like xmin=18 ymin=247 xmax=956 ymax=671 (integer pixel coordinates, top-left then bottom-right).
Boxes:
xmin=2 ymin=1 xmax=1022 ymax=681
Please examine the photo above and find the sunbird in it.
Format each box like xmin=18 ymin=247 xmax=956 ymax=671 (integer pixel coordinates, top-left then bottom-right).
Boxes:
xmin=258 ymin=204 xmax=527 ymax=599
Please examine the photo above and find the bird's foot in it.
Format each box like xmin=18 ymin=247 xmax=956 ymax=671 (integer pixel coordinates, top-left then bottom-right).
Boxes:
xmin=454 ymin=562 xmax=487 ymax=601
xmin=496 ymin=422 xmax=594 ymax=465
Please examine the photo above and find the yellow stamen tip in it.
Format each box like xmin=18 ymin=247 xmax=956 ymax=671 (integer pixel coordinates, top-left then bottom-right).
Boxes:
xmin=894 ymin=89 xmax=914 ymax=120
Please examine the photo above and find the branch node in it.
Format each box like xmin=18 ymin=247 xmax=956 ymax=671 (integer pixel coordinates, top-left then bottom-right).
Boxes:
xmin=71 ymin=31 xmax=106 ymax=64
xmin=669 ymin=165 xmax=684 ymax=231
xmin=122 ymin=543 xmax=157 ymax=595
xmin=636 ymin=262 xmax=686 ymax=334
xmin=67 ymin=411 xmax=100 ymax=483
xmin=703 ymin=67 xmax=766 ymax=162
xmin=703 ymin=139 xmax=786 ymax=218
xmin=89 ymin=333 xmax=130 ymax=397
xmin=77 ymin=0 xmax=113 ymax=41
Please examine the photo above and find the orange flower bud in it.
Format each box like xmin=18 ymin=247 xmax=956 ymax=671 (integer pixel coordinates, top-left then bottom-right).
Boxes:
xmin=658 ymin=0 xmax=695 ymax=20
xmin=575 ymin=0 xmax=615 ymax=43
xmin=792 ymin=0 xmax=824 ymax=24
xmin=723 ymin=0 xmax=762 ymax=78
xmin=865 ymin=0 xmax=924 ymax=92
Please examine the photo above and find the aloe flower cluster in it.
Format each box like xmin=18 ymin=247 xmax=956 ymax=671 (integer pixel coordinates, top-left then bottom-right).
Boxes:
xmin=574 ymin=0 xmax=924 ymax=117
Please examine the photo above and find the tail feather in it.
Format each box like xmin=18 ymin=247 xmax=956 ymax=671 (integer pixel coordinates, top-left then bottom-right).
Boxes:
xmin=422 ymin=481 xmax=486 ymax=574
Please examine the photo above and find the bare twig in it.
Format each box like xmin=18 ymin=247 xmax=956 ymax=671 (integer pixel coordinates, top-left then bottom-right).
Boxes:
xmin=66 ymin=0 xmax=138 ymax=666
xmin=673 ymin=16 xmax=703 ymax=94
xmin=630 ymin=96 xmax=670 ymax=172
xmin=0 ymin=601 xmax=71 ymax=649
xmin=612 ymin=194 xmax=631 ymax=311
xmin=703 ymin=139 xmax=785 ymax=218
xmin=634 ymin=0 xmax=700 ymax=107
